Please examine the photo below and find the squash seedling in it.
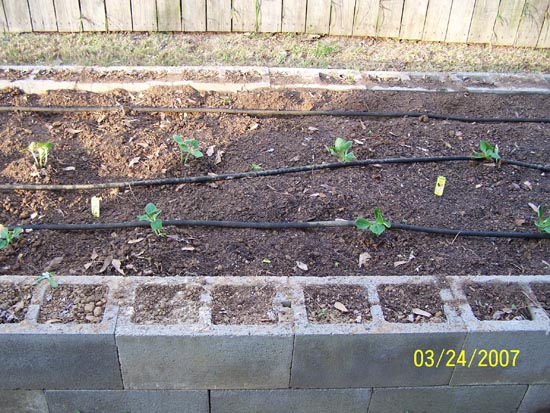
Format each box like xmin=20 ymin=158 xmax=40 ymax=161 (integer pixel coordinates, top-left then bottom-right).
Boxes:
xmin=473 ymin=140 xmax=500 ymax=163
xmin=27 ymin=141 xmax=53 ymax=168
xmin=32 ymin=271 xmax=58 ymax=288
xmin=173 ymin=135 xmax=203 ymax=165
xmin=355 ymin=208 xmax=391 ymax=236
xmin=535 ymin=206 xmax=550 ymax=233
xmin=138 ymin=203 xmax=165 ymax=237
xmin=0 ymin=226 xmax=23 ymax=250
xmin=327 ymin=138 xmax=355 ymax=162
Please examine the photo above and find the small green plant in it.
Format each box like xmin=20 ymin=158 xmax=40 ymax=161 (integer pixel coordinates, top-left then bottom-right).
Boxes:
xmin=33 ymin=271 xmax=58 ymax=288
xmin=27 ymin=141 xmax=53 ymax=167
xmin=251 ymin=163 xmax=263 ymax=170
xmin=535 ymin=206 xmax=550 ymax=233
xmin=138 ymin=203 xmax=165 ymax=236
xmin=327 ymin=137 xmax=355 ymax=162
xmin=473 ymin=140 xmax=500 ymax=162
xmin=355 ymin=208 xmax=391 ymax=236
xmin=0 ymin=226 xmax=22 ymax=250
xmin=173 ymin=135 xmax=203 ymax=165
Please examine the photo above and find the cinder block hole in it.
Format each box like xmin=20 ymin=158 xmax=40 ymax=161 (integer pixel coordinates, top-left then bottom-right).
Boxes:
xmin=304 ymin=284 xmax=371 ymax=324
xmin=464 ymin=282 xmax=533 ymax=321
xmin=211 ymin=285 xmax=276 ymax=325
xmin=529 ymin=283 xmax=550 ymax=318
xmin=0 ymin=282 xmax=32 ymax=324
xmin=378 ymin=283 xmax=446 ymax=323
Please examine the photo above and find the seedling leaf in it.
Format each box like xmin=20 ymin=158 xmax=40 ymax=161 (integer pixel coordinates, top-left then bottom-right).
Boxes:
xmin=327 ymin=137 xmax=355 ymax=162
xmin=473 ymin=140 xmax=500 ymax=161
xmin=355 ymin=209 xmax=391 ymax=236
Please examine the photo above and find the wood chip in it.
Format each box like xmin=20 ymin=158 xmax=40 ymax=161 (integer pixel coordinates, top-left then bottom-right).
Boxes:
xmin=394 ymin=260 xmax=409 ymax=267
xmin=359 ymin=252 xmax=371 ymax=268
xmin=99 ymin=256 xmax=112 ymax=273
xmin=128 ymin=238 xmax=145 ymax=244
xmin=412 ymin=308 xmax=432 ymax=318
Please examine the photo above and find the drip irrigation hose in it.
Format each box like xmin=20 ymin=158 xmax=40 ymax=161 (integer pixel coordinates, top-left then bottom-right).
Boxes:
xmin=0 ymin=156 xmax=548 ymax=192
xmin=0 ymin=105 xmax=550 ymax=123
xmin=8 ymin=219 xmax=550 ymax=239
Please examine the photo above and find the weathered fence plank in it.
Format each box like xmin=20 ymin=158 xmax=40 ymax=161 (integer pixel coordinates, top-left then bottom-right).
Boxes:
xmin=492 ymin=0 xmax=526 ymax=45
xmin=54 ymin=0 xmax=82 ymax=31
xmin=260 ymin=0 xmax=282 ymax=32
xmin=80 ymin=0 xmax=107 ymax=31
xmin=353 ymin=0 xmax=379 ymax=36
xmin=105 ymin=0 xmax=132 ymax=31
xmin=446 ymin=0 xmax=476 ymax=42
xmin=377 ymin=0 xmax=404 ymax=38
xmin=207 ymin=0 xmax=232 ymax=31
xmin=157 ymin=0 xmax=182 ymax=31
xmin=305 ymin=0 xmax=331 ymax=33
xmin=516 ymin=0 xmax=550 ymax=46
xmin=400 ymin=0 xmax=428 ymax=40
xmin=330 ymin=0 xmax=356 ymax=35
xmin=422 ymin=0 xmax=452 ymax=41
xmin=282 ymin=0 xmax=306 ymax=32
xmin=183 ymin=0 xmax=207 ymax=31
xmin=538 ymin=8 xmax=550 ymax=47
xmin=468 ymin=0 xmax=501 ymax=43
xmin=3 ymin=0 xmax=32 ymax=32
xmin=232 ymin=0 xmax=257 ymax=32
xmin=131 ymin=0 xmax=157 ymax=31
xmin=0 ymin=4 xmax=8 ymax=32
xmin=28 ymin=0 xmax=57 ymax=31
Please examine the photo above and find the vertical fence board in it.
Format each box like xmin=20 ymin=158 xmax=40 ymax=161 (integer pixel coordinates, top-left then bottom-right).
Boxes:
xmin=207 ymin=0 xmax=231 ymax=31
xmin=260 ymin=0 xmax=282 ymax=32
xmin=80 ymin=0 xmax=107 ymax=31
xmin=376 ymin=0 xmax=404 ymax=38
xmin=131 ymin=0 xmax=157 ymax=31
xmin=330 ymin=0 xmax=356 ymax=35
xmin=516 ymin=0 xmax=550 ymax=46
xmin=183 ymin=0 xmax=206 ymax=31
xmin=105 ymin=0 xmax=132 ymax=30
xmin=400 ymin=0 xmax=428 ymax=39
xmin=54 ymin=0 xmax=81 ymax=31
xmin=445 ymin=0 xmax=476 ymax=42
xmin=468 ymin=0 xmax=501 ymax=43
xmin=492 ymin=0 xmax=526 ymax=45
xmin=3 ymin=0 xmax=32 ymax=32
xmin=353 ymin=0 xmax=379 ymax=36
xmin=537 ymin=7 xmax=550 ymax=47
xmin=0 ymin=2 xmax=8 ymax=32
xmin=157 ymin=0 xmax=181 ymax=30
xmin=232 ymin=0 xmax=256 ymax=31
xmin=28 ymin=0 xmax=57 ymax=31
xmin=305 ymin=0 xmax=331 ymax=33
xmin=282 ymin=0 xmax=306 ymax=32
xmin=422 ymin=0 xmax=452 ymax=41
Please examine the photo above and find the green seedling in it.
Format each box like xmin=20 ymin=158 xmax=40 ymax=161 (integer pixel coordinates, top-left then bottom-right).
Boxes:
xmin=33 ymin=271 xmax=58 ymax=288
xmin=0 ymin=226 xmax=23 ymax=250
xmin=27 ymin=141 xmax=53 ymax=167
xmin=535 ymin=206 xmax=550 ymax=233
xmin=173 ymin=135 xmax=203 ymax=165
xmin=473 ymin=140 xmax=500 ymax=162
xmin=355 ymin=208 xmax=391 ymax=236
xmin=251 ymin=163 xmax=263 ymax=170
xmin=327 ymin=137 xmax=355 ymax=162
xmin=138 ymin=203 xmax=165 ymax=236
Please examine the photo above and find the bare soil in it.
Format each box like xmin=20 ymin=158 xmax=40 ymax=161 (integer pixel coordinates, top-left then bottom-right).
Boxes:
xmin=304 ymin=284 xmax=371 ymax=324
xmin=0 ymin=283 xmax=32 ymax=323
xmin=37 ymin=284 xmax=107 ymax=323
xmin=378 ymin=283 xmax=446 ymax=323
xmin=465 ymin=283 xmax=531 ymax=321
xmin=211 ymin=285 xmax=277 ymax=324
xmin=532 ymin=283 xmax=550 ymax=317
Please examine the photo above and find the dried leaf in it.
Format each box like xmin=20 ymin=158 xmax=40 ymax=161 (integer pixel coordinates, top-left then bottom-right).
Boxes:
xmin=412 ymin=308 xmax=432 ymax=318
xmin=44 ymin=256 xmax=63 ymax=271
xmin=296 ymin=261 xmax=308 ymax=271
xmin=215 ymin=150 xmax=224 ymax=165
xmin=353 ymin=139 xmax=365 ymax=145
xmin=128 ymin=238 xmax=145 ymax=244
xmin=112 ymin=259 xmax=125 ymax=275
xmin=522 ymin=181 xmax=533 ymax=190
xmin=514 ymin=218 xmax=526 ymax=226
xmin=394 ymin=260 xmax=409 ymax=267
xmin=83 ymin=262 xmax=93 ymax=270
xmin=528 ymin=202 xmax=540 ymax=213
xmin=359 ymin=252 xmax=371 ymax=268
xmin=182 ymin=246 xmax=196 ymax=251
xmin=62 ymin=166 xmax=76 ymax=171
xmin=308 ymin=126 xmax=319 ymax=131
xmin=310 ymin=193 xmax=326 ymax=198
xmin=99 ymin=256 xmax=112 ymax=273
xmin=206 ymin=145 xmax=216 ymax=157
xmin=334 ymin=301 xmax=349 ymax=313
xmin=128 ymin=157 xmax=140 ymax=167
xmin=290 ymin=155 xmax=300 ymax=162
xmin=66 ymin=128 xmax=82 ymax=134
xmin=249 ymin=122 xmax=259 ymax=130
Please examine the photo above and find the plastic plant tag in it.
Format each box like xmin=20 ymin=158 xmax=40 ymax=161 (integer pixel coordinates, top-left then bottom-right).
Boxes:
xmin=91 ymin=196 xmax=101 ymax=217
xmin=434 ymin=176 xmax=446 ymax=196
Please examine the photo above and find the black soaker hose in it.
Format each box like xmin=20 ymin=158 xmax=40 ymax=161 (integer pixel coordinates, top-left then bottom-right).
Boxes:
xmin=9 ymin=219 xmax=550 ymax=239
xmin=0 ymin=156 xmax=548 ymax=192
xmin=0 ymin=105 xmax=549 ymax=123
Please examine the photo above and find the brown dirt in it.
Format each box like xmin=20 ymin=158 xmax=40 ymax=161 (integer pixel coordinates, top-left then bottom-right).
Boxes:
xmin=304 ymin=284 xmax=371 ymax=324
xmin=211 ymin=285 xmax=277 ymax=324
xmin=0 ymin=69 xmax=32 ymax=81
xmin=131 ymin=283 xmax=202 ymax=324
xmin=225 ymin=70 xmax=263 ymax=82
xmin=378 ymin=283 xmax=446 ymax=323
xmin=0 ymin=283 xmax=32 ymax=323
xmin=531 ymin=283 xmax=550 ymax=317
xmin=38 ymin=284 xmax=107 ymax=323
xmin=464 ymin=283 xmax=531 ymax=321
xmin=0 ymin=87 xmax=548 ymax=280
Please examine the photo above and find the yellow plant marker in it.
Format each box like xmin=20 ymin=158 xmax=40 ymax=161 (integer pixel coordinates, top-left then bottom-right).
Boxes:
xmin=91 ymin=196 xmax=101 ymax=217
xmin=434 ymin=176 xmax=446 ymax=196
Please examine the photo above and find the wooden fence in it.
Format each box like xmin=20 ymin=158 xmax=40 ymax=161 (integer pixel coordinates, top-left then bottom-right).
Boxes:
xmin=0 ymin=0 xmax=549 ymax=47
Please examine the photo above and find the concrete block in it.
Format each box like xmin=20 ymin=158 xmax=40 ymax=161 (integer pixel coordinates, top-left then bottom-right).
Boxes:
xmin=518 ymin=385 xmax=550 ymax=413
xmin=0 ymin=390 xmax=48 ymax=413
xmin=211 ymin=389 xmax=372 ymax=413
xmin=46 ymin=390 xmax=208 ymax=413
xmin=368 ymin=385 xmax=527 ymax=413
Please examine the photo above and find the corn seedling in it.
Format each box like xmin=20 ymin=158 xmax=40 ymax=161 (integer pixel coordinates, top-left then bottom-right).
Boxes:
xmin=138 ymin=203 xmax=165 ymax=236
xmin=33 ymin=271 xmax=58 ymax=288
xmin=27 ymin=141 xmax=53 ymax=167
xmin=355 ymin=208 xmax=391 ymax=236
xmin=327 ymin=138 xmax=355 ymax=162
xmin=173 ymin=135 xmax=203 ymax=165
xmin=535 ymin=206 xmax=550 ymax=233
xmin=0 ymin=226 xmax=23 ymax=250
xmin=473 ymin=140 xmax=500 ymax=162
